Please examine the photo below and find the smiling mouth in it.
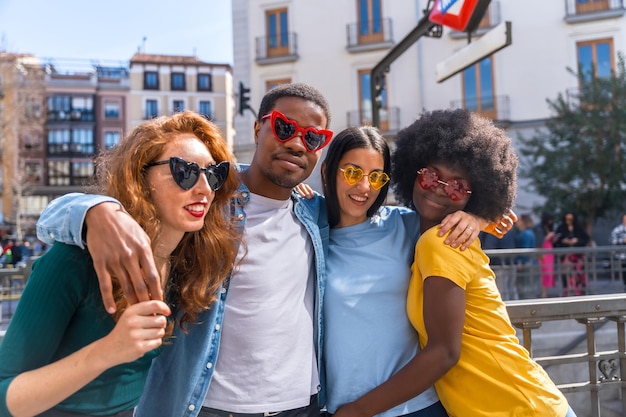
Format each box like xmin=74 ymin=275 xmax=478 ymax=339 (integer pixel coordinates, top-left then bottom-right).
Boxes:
xmin=350 ymin=195 xmax=367 ymax=203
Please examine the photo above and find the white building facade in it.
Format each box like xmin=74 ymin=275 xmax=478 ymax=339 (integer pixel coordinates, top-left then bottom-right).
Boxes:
xmin=231 ymin=0 xmax=626 ymax=211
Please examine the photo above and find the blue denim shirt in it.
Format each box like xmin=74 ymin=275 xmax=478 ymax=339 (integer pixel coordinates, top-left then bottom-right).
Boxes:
xmin=36 ymin=179 xmax=329 ymax=417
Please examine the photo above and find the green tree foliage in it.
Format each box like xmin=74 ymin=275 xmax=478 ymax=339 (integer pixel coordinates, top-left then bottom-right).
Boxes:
xmin=518 ymin=52 xmax=626 ymax=231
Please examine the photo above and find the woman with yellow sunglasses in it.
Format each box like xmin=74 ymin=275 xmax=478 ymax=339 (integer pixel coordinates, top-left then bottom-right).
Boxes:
xmin=297 ymin=126 xmax=512 ymax=417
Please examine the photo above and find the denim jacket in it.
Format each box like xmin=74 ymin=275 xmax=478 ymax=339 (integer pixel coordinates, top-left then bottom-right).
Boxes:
xmin=36 ymin=177 xmax=329 ymax=417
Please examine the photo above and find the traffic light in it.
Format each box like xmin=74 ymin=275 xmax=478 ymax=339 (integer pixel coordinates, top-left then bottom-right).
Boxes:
xmin=238 ymin=81 xmax=251 ymax=116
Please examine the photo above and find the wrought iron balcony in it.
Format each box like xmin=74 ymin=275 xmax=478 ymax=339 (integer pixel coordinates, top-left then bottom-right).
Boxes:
xmin=450 ymin=94 xmax=510 ymax=123
xmin=255 ymin=33 xmax=299 ymax=65
xmin=565 ymin=0 xmax=625 ymax=23
xmin=346 ymin=18 xmax=394 ymax=52
xmin=346 ymin=106 xmax=400 ymax=134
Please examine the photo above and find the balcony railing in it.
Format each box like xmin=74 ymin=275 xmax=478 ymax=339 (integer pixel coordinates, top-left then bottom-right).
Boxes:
xmin=485 ymin=245 xmax=626 ymax=299
xmin=565 ymin=0 xmax=625 ymax=23
xmin=346 ymin=106 xmax=400 ymax=133
xmin=346 ymin=18 xmax=394 ymax=52
xmin=255 ymin=33 xmax=299 ymax=65
xmin=450 ymin=95 xmax=510 ymax=122
xmin=507 ymin=294 xmax=626 ymax=417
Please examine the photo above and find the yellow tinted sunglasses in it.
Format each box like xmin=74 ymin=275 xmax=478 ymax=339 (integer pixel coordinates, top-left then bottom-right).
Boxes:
xmin=339 ymin=165 xmax=390 ymax=191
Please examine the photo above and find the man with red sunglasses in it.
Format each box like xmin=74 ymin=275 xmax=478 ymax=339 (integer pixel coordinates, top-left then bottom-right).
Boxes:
xmin=36 ymin=83 xmax=333 ymax=417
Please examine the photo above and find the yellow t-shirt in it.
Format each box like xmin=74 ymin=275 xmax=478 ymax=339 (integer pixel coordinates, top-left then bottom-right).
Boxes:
xmin=406 ymin=227 xmax=569 ymax=417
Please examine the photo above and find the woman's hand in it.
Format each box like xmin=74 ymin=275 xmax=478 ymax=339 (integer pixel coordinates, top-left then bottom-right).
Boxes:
xmin=98 ymin=300 xmax=171 ymax=366
xmin=483 ymin=209 xmax=518 ymax=238
xmin=5 ymin=300 xmax=171 ymax=417
xmin=294 ymin=183 xmax=315 ymax=199
xmin=439 ymin=209 xmax=518 ymax=250
xmin=438 ymin=211 xmax=482 ymax=250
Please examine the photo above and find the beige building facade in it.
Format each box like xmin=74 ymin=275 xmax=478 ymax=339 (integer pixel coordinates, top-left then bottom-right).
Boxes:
xmin=128 ymin=53 xmax=235 ymax=151
xmin=0 ymin=53 xmax=235 ymax=236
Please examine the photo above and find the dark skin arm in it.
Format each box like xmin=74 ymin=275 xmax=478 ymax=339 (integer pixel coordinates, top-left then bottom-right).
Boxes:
xmin=438 ymin=209 xmax=517 ymax=250
xmin=333 ymin=276 xmax=466 ymax=417
xmin=84 ymin=202 xmax=162 ymax=313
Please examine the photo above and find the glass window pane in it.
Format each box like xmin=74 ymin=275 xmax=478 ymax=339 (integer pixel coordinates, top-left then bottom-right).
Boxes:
xmin=359 ymin=0 xmax=369 ymax=35
xmin=199 ymin=101 xmax=212 ymax=118
xmin=280 ymin=12 xmax=289 ymax=46
xmin=173 ymin=100 xmax=185 ymax=112
xmin=269 ymin=14 xmax=277 ymax=48
xmin=463 ymin=66 xmax=478 ymax=110
xmin=479 ymin=57 xmax=494 ymax=110
xmin=596 ymin=42 xmax=611 ymax=78
xmin=104 ymin=131 xmax=121 ymax=149
xmin=172 ymin=73 xmax=185 ymax=90
xmin=104 ymin=102 xmax=120 ymax=118
xmin=198 ymin=74 xmax=212 ymax=91
xmin=578 ymin=44 xmax=593 ymax=80
xmin=372 ymin=0 xmax=382 ymax=33
xmin=146 ymin=100 xmax=158 ymax=118
xmin=360 ymin=72 xmax=372 ymax=111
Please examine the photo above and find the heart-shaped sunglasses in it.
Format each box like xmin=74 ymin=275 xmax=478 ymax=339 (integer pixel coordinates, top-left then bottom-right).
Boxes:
xmin=261 ymin=110 xmax=333 ymax=152
xmin=145 ymin=157 xmax=230 ymax=191
xmin=417 ymin=167 xmax=471 ymax=201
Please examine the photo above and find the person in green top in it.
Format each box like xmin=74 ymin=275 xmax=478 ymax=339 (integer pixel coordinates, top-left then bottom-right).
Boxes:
xmin=0 ymin=111 xmax=240 ymax=417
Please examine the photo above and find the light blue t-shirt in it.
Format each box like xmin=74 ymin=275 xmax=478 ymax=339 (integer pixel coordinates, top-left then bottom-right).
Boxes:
xmin=323 ymin=206 xmax=439 ymax=417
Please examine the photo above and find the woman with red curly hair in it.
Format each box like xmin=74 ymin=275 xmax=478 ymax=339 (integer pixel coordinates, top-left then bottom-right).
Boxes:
xmin=0 ymin=111 xmax=239 ymax=417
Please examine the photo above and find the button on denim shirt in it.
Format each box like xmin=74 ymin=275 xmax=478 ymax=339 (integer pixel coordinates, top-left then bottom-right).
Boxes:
xmin=36 ymin=170 xmax=329 ymax=417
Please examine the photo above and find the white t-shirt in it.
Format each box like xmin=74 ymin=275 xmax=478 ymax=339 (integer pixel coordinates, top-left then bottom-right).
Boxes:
xmin=203 ymin=193 xmax=318 ymax=412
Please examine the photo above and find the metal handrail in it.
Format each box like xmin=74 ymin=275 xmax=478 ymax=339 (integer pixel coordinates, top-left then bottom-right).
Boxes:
xmin=507 ymin=293 xmax=626 ymax=416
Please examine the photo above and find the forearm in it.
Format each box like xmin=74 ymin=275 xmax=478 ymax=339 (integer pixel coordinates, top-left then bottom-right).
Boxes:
xmin=6 ymin=340 xmax=114 ymax=417
xmin=36 ymin=193 xmax=121 ymax=249
xmin=344 ymin=346 xmax=454 ymax=417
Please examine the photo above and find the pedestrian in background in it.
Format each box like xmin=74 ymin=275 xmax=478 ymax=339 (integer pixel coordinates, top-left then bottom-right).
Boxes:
xmin=536 ymin=212 xmax=557 ymax=298
xmin=514 ymin=214 xmax=536 ymax=298
xmin=609 ymin=213 xmax=626 ymax=285
xmin=554 ymin=211 xmax=590 ymax=296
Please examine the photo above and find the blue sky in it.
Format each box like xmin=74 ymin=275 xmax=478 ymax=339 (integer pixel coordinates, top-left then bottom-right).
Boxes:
xmin=0 ymin=0 xmax=233 ymax=64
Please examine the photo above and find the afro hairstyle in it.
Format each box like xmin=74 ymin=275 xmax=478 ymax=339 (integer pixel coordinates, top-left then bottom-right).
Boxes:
xmin=391 ymin=108 xmax=518 ymax=222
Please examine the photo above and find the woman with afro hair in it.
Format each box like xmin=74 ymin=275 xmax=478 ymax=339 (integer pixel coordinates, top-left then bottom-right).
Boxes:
xmin=333 ymin=109 xmax=576 ymax=417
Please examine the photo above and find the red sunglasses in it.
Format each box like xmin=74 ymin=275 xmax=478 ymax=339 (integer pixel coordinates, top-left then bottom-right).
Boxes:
xmin=261 ymin=110 xmax=333 ymax=152
xmin=417 ymin=167 xmax=472 ymax=201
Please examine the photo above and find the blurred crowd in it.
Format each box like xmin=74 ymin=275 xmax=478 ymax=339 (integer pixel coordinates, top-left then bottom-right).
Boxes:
xmin=0 ymin=237 xmax=49 ymax=268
